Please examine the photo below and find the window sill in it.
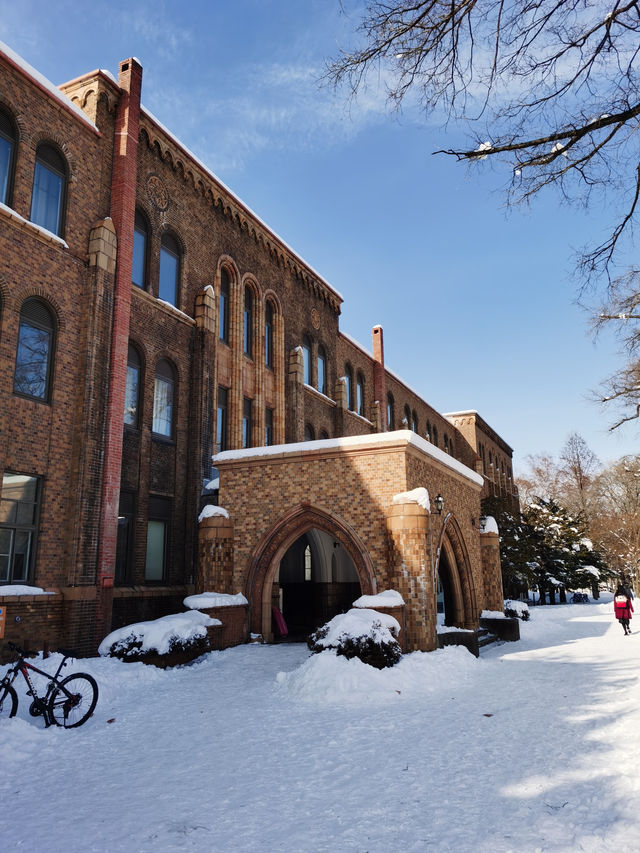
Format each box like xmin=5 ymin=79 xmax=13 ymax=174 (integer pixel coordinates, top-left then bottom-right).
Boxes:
xmin=151 ymin=434 xmax=176 ymax=446
xmin=0 ymin=201 xmax=68 ymax=249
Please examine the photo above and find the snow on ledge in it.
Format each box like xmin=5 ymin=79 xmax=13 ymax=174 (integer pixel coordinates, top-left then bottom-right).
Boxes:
xmin=481 ymin=515 xmax=499 ymax=535
xmin=392 ymin=487 xmax=430 ymax=511
xmin=214 ymin=430 xmax=484 ymax=487
xmin=184 ymin=592 xmax=248 ymax=609
xmin=0 ymin=201 xmax=69 ymax=248
xmin=198 ymin=504 xmax=229 ymax=522
xmin=480 ymin=609 xmax=506 ymax=619
xmin=0 ymin=584 xmax=54 ymax=596
xmin=352 ymin=590 xmax=405 ymax=608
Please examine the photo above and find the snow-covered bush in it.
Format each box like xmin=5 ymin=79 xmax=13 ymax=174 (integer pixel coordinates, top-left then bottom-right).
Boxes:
xmin=307 ymin=608 xmax=402 ymax=669
xmin=99 ymin=611 xmax=219 ymax=667
xmin=504 ymin=599 xmax=530 ymax=621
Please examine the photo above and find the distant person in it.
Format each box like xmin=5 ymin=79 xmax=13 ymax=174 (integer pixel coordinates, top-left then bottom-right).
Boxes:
xmin=621 ymin=578 xmax=635 ymax=600
xmin=614 ymin=585 xmax=634 ymax=635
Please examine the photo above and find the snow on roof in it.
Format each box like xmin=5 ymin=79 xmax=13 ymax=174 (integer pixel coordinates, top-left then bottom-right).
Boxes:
xmin=0 ymin=40 xmax=99 ymax=133
xmin=214 ymin=430 xmax=484 ymax=487
xmin=141 ymin=105 xmax=343 ymax=304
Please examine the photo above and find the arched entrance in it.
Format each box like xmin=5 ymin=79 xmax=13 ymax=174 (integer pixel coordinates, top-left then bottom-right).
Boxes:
xmin=246 ymin=503 xmax=376 ymax=640
xmin=435 ymin=516 xmax=478 ymax=630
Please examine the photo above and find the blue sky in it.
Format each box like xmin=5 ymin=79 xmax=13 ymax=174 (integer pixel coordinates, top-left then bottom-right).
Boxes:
xmin=2 ymin=0 xmax=637 ymax=472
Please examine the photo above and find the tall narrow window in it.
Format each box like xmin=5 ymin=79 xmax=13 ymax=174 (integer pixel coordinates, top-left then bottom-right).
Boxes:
xmin=304 ymin=544 xmax=312 ymax=582
xmin=132 ymin=210 xmax=148 ymax=288
xmin=216 ymin=386 xmax=228 ymax=453
xmin=145 ymin=496 xmax=170 ymax=582
xmin=265 ymin=407 xmax=274 ymax=446
xmin=444 ymin=434 xmax=449 ymax=454
xmin=412 ymin=410 xmax=419 ymax=433
xmin=302 ymin=335 xmax=312 ymax=385
xmin=387 ymin=393 xmax=394 ymax=430
xmin=14 ymin=298 xmax=55 ymax=402
xmin=219 ymin=268 xmax=230 ymax=344
xmin=31 ymin=143 xmax=66 ymax=236
xmin=403 ymin=405 xmax=411 ymax=427
xmin=433 ymin=426 xmax=438 ymax=447
xmin=124 ymin=344 xmax=141 ymax=427
xmin=345 ymin=364 xmax=354 ymax=410
xmin=356 ymin=373 xmax=365 ymax=417
xmin=0 ymin=473 xmax=40 ymax=585
xmin=242 ymin=397 xmax=253 ymax=448
xmin=317 ymin=346 xmax=327 ymax=395
xmin=152 ymin=359 xmax=174 ymax=438
xmin=265 ymin=301 xmax=274 ymax=368
xmin=0 ymin=108 xmax=17 ymax=206
xmin=115 ymin=491 xmax=135 ymax=585
xmin=243 ymin=286 xmax=253 ymax=358
xmin=159 ymin=233 xmax=180 ymax=307
xmin=426 ymin=421 xmax=432 ymax=442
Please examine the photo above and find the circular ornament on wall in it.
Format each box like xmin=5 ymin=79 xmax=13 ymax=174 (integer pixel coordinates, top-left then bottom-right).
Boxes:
xmin=311 ymin=308 xmax=321 ymax=330
xmin=146 ymin=173 xmax=170 ymax=211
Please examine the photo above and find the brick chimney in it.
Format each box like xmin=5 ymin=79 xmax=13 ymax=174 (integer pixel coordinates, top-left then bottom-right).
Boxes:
xmin=372 ymin=325 xmax=388 ymax=430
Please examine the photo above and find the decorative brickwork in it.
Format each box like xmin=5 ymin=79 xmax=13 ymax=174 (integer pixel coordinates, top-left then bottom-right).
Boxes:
xmin=480 ymin=531 xmax=505 ymax=612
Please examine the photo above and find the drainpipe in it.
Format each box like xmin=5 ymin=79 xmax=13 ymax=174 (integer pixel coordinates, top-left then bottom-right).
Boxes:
xmin=95 ymin=58 xmax=142 ymax=646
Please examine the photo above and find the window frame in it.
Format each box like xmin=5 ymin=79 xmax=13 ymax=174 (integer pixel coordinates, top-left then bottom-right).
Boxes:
xmin=265 ymin=406 xmax=274 ymax=446
xmin=13 ymin=298 xmax=56 ymax=403
xmin=356 ymin=372 xmax=365 ymax=417
xmin=265 ymin=301 xmax=274 ymax=369
xmin=317 ymin=345 xmax=327 ymax=395
xmin=302 ymin=335 xmax=312 ymax=386
xmin=344 ymin=364 xmax=354 ymax=410
xmin=144 ymin=496 xmax=171 ymax=583
xmin=132 ymin=210 xmax=149 ymax=289
xmin=219 ymin=268 xmax=230 ymax=344
xmin=242 ymin=397 xmax=253 ymax=449
xmin=0 ymin=107 xmax=17 ymax=208
xmin=387 ymin=392 xmax=394 ymax=430
xmin=152 ymin=358 xmax=175 ymax=439
xmin=0 ymin=472 xmax=42 ymax=586
xmin=243 ymin=285 xmax=253 ymax=359
xmin=30 ymin=142 xmax=67 ymax=237
xmin=216 ymin=386 xmax=229 ymax=453
xmin=124 ymin=343 xmax=142 ymax=428
xmin=158 ymin=232 xmax=180 ymax=307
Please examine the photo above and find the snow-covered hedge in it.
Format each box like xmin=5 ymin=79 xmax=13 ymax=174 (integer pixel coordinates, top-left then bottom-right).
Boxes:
xmin=308 ymin=608 xmax=402 ymax=669
xmin=503 ymin=600 xmax=530 ymax=621
xmin=99 ymin=611 xmax=221 ymax=666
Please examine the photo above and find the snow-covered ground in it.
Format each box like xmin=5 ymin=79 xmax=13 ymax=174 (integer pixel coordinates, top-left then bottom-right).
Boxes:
xmin=1 ymin=593 xmax=638 ymax=852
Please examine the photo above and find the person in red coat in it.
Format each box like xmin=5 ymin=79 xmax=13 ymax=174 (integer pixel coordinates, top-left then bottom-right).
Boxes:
xmin=614 ymin=585 xmax=634 ymax=635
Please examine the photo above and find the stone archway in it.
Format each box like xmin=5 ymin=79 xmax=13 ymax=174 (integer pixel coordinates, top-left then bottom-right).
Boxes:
xmin=435 ymin=515 xmax=478 ymax=630
xmin=246 ymin=503 xmax=376 ymax=639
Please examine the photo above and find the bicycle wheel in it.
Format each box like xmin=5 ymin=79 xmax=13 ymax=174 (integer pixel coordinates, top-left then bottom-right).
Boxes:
xmin=47 ymin=673 xmax=98 ymax=728
xmin=0 ymin=684 xmax=18 ymax=719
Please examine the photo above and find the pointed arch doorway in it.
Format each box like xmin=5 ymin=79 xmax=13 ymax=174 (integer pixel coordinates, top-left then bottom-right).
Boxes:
xmin=435 ymin=516 xmax=478 ymax=631
xmin=246 ymin=504 xmax=376 ymax=641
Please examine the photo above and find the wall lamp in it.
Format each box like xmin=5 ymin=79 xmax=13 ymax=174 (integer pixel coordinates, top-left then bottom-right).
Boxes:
xmin=434 ymin=493 xmax=445 ymax=514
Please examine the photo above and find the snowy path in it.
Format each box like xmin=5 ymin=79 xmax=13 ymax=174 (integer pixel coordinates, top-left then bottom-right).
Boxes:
xmin=1 ymin=596 xmax=639 ymax=852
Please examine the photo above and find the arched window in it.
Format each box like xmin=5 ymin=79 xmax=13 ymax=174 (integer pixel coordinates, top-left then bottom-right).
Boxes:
xmin=432 ymin=425 xmax=438 ymax=447
xmin=345 ymin=364 xmax=354 ymax=410
xmin=132 ymin=210 xmax=149 ymax=289
xmin=265 ymin=301 xmax=274 ymax=369
xmin=159 ymin=233 xmax=180 ymax=307
xmin=412 ymin=410 xmax=419 ymax=433
xmin=387 ymin=392 xmax=394 ymax=430
xmin=216 ymin=386 xmax=228 ymax=452
xmin=219 ymin=268 xmax=230 ymax=344
xmin=31 ymin=143 xmax=66 ymax=236
xmin=403 ymin=404 xmax=411 ymax=428
xmin=304 ymin=544 xmax=312 ymax=581
xmin=243 ymin=285 xmax=253 ymax=358
xmin=304 ymin=423 xmax=315 ymax=441
xmin=152 ymin=359 xmax=175 ymax=437
xmin=356 ymin=372 xmax=365 ymax=417
xmin=265 ymin=407 xmax=274 ymax=446
xmin=13 ymin=298 xmax=55 ymax=401
xmin=124 ymin=343 xmax=141 ymax=427
xmin=317 ymin=346 xmax=327 ymax=395
xmin=242 ymin=397 xmax=253 ymax=448
xmin=319 ymin=429 xmax=329 ymax=440
xmin=444 ymin=434 xmax=449 ymax=454
xmin=302 ymin=335 xmax=312 ymax=385
xmin=0 ymin=108 xmax=17 ymax=206
xmin=426 ymin=420 xmax=431 ymax=442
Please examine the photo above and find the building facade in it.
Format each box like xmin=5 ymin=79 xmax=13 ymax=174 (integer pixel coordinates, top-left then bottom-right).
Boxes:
xmin=0 ymin=46 xmax=517 ymax=656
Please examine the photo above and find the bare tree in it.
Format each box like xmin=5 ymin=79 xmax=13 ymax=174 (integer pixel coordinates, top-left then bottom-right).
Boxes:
xmin=558 ymin=432 xmax=600 ymax=519
xmin=327 ymin=1 xmax=640 ymax=429
xmin=590 ymin=454 xmax=640 ymax=587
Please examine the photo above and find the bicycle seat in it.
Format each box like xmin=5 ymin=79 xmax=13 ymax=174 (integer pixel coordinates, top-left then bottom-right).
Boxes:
xmin=56 ymin=647 xmax=77 ymax=659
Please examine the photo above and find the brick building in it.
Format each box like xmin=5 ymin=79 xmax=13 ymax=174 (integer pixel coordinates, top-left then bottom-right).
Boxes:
xmin=0 ymin=44 xmax=518 ymax=656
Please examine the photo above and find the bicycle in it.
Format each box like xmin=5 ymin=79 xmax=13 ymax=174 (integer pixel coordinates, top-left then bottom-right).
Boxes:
xmin=0 ymin=642 xmax=98 ymax=728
